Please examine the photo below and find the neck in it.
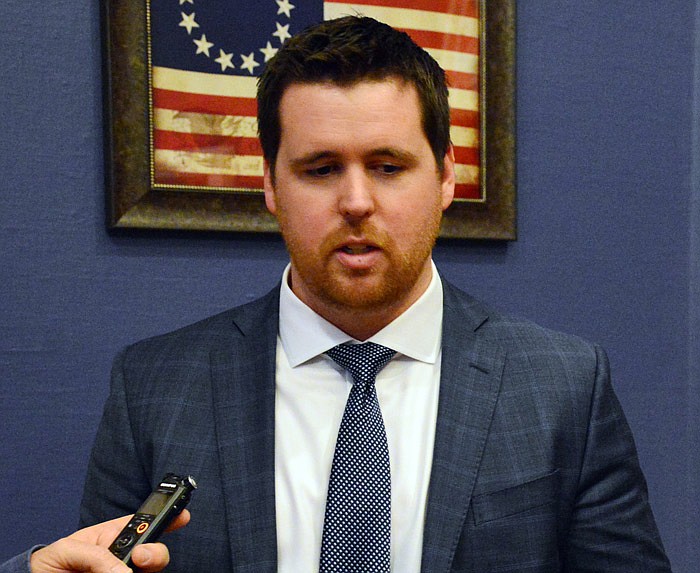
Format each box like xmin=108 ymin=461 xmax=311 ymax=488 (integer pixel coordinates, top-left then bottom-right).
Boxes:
xmin=288 ymin=263 xmax=434 ymax=341
xmin=317 ymin=305 xmax=404 ymax=341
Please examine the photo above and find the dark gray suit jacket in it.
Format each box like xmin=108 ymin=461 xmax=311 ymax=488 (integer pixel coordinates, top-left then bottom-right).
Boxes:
xmin=79 ymin=280 xmax=671 ymax=572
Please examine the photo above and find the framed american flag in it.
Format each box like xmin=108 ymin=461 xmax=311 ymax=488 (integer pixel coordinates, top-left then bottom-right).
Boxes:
xmin=103 ymin=0 xmax=515 ymax=239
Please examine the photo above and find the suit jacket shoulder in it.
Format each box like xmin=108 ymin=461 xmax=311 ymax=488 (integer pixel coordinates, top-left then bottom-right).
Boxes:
xmin=120 ymin=286 xmax=280 ymax=369
xmin=442 ymin=278 xmax=596 ymax=356
xmin=441 ymin=278 xmax=605 ymax=418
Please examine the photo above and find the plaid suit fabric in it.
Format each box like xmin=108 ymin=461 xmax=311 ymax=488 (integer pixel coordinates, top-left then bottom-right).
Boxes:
xmin=79 ymin=279 xmax=670 ymax=572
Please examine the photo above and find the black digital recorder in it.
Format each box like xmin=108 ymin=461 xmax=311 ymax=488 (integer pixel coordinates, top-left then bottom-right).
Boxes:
xmin=108 ymin=473 xmax=197 ymax=566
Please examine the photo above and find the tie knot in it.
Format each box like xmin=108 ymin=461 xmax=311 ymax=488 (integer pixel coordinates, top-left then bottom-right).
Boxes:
xmin=326 ymin=342 xmax=396 ymax=385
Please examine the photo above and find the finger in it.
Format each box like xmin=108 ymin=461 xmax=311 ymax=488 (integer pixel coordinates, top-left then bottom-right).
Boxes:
xmin=70 ymin=514 xmax=134 ymax=545
xmin=30 ymin=539 xmax=132 ymax=573
xmin=129 ymin=510 xmax=189 ymax=572
xmin=165 ymin=509 xmax=191 ymax=532
xmin=129 ymin=543 xmax=170 ymax=573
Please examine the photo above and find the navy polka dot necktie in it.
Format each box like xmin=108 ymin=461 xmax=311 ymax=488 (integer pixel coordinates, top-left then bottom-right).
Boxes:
xmin=320 ymin=342 xmax=396 ymax=573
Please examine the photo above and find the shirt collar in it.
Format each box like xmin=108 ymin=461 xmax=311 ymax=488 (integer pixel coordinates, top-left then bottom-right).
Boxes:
xmin=278 ymin=261 xmax=443 ymax=367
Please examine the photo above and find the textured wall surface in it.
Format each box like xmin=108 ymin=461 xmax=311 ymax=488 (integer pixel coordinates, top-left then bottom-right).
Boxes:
xmin=1 ymin=1 xmax=698 ymax=570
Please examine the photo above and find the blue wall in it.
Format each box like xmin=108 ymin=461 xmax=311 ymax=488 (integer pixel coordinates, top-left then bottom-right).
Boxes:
xmin=1 ymin=1 xmax=698 ymax=570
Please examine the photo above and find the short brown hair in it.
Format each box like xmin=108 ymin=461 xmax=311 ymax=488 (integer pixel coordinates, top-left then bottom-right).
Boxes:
xmin=257 ymin=16 xmax=451 ymax=174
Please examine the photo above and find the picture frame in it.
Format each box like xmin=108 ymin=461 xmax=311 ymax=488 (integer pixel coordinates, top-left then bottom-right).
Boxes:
xmin=102 ymin=1 xmax=515 ymax=239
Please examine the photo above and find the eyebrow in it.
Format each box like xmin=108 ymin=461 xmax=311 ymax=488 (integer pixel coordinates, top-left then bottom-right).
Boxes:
xmin=289 ymin=151 xmax=339 ymax=170
xmin=370 ymin=147 xmax=419 ymax=165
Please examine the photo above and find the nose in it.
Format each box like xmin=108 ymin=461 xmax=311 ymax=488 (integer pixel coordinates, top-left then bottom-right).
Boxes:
xmin=337 ymin=168 xmax=375 ymax=221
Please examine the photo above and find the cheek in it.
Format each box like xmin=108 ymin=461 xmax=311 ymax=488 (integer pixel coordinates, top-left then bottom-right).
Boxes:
xmin=387 ymin=190 xmax=443 ymax=230
xmin=276 ymin=201 xmax=326 ymax=250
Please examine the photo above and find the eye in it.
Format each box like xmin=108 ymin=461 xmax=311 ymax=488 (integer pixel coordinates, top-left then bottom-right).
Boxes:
xmin=306 ymin=164 xmax=336 ymax=177
xmin=376 ymin=163 xmax=402 ymax=175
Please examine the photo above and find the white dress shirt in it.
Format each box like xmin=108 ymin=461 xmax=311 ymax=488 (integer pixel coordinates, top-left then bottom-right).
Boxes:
xmin=275 ymin=262 xmax=443 ymax=572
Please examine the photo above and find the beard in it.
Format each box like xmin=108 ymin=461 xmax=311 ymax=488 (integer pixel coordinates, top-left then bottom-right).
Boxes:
xmin=277 ymin=206 xmax=443 ymax=317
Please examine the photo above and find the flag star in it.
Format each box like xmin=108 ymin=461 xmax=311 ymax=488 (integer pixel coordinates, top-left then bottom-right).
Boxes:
xmin=259 ymin=41 xmax=278 ymax=62
xmin=276 ymin=0 xmax=296 ymax=18
xmin=193 ymin=34 xmax=214 ymax=57
xmin=273 ymin=21 xmax=292 ymax=43
xmin=240 ymin=52 xmax=260 ymax=74
xmin=178 ymin=12 xmax=199 ymax=35
xmin=214 ymin=49 xmax=235 ymax=71
xmin=179 ymin=0 xmax=194 ymax=4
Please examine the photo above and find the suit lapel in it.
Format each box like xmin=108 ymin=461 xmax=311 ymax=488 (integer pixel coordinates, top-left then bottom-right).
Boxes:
xmin=210 ymin=287 xmax=280 ymax=573
xmin=421 ymin=280 xmax=506 ymax=572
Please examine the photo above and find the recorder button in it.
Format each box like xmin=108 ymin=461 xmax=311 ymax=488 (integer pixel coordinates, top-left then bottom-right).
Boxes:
xmin=136 ymin=522 xmax=150 ymax=534
xmin=115 ymin=533 xmax=135 ymax=549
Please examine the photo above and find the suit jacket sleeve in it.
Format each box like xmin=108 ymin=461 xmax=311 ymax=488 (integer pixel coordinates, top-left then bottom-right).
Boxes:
xmin=562 ymin=345 xmax=670 ymax=571
xmin=0 ymin=550 xmax=35 ymax=573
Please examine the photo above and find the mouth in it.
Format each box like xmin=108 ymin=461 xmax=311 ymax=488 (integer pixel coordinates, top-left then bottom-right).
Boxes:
xmin=333 ymin=240 xmax=383 ymax=270
xmin=340 ymin=244 xmax=378 ymax=255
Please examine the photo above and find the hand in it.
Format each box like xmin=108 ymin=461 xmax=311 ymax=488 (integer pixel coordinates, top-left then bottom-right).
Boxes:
xmin=29 ymin=510 xmax=190 ymax=573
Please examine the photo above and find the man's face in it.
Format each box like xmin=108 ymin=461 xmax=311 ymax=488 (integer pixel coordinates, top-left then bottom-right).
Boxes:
xmin=264 ymin=78 xmax=455 ymax=328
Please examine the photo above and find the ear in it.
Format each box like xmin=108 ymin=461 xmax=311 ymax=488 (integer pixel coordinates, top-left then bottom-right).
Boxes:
xmin=263 ymin=160 xmax=277 ymax=215
xmin=440 ymin=144 xmax=456 ymax=210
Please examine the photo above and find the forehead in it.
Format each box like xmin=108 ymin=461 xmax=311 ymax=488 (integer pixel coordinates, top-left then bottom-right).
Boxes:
xmin=277 ymin=79 xmax=427 ymax=151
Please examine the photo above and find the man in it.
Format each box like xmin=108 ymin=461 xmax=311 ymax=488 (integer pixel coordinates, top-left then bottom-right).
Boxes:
xmin=0 ymin=512 xmax=189 ymax=573
xmin=79 ymin=16 xmax=671 ymax=572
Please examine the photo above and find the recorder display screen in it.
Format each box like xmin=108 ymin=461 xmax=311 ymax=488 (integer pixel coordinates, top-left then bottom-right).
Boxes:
xmin=139 ymin=491 xmax=171 ymax=516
